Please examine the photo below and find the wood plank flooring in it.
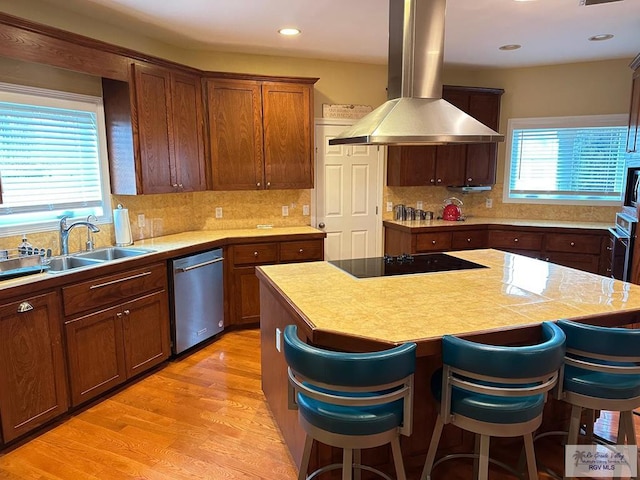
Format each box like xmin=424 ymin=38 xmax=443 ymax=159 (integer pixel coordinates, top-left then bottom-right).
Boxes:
xmin=0 ymin=328 xmax=638 ymax=479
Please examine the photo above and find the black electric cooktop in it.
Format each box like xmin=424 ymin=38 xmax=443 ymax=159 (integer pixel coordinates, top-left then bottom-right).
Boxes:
xmin=329 ymin=253 xmax=488 ymax=279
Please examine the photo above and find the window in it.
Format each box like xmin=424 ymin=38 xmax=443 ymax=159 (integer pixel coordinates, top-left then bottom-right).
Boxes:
xmin=0 ymin=82 xmax=111 ymax=235
xmin=504 ymin=114 xmax=628 ymax=205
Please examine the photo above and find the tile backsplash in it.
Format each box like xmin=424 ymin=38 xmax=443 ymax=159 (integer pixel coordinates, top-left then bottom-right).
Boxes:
xmin=0 ymin=189 xmax=312 ymax=256
xmin=384 ymin=183 xmax=619 ymax=223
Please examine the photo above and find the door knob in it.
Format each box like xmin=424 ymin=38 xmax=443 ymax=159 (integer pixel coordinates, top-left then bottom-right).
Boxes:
xmin=318 ymin=222 xmax=325 ymax=228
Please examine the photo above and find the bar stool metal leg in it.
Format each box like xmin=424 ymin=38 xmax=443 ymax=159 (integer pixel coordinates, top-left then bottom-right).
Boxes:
xmin=420 ymin=416 xmax=444 ymax=480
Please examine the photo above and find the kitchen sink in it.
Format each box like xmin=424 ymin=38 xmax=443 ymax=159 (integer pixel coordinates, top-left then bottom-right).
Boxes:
xmin=46 ymin=247 xmax=156 ymax=273
xmin=74 ymin=246 xmax=155 ymax=261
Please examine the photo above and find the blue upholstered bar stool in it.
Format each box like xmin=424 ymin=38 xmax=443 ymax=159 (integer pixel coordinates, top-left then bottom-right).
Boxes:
xmin=283 ymin=324 xmax=417 ymax=480
xmin=556 ymin=319 xmax=640 ymax=448
xmin=421 ymin=321 xmax=566 ymax=480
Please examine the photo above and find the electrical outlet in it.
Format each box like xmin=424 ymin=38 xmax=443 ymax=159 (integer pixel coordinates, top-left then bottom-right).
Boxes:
xmin=485 ymin=198 xmax=493 ymax=208
xmin=137 ymin=214 xmax=145 ymax=227
xmin=386 ymin=201 xmax=393 ymax=212
xmin=215 ymin=207 xmax=223 ymax=218
xmin=302 ymin=205 xmax=310 ymax=216
xmin=282 ymin=205 xmax=289 ymax=217
xmin=416 ymin=201 xmax=423 ymax=210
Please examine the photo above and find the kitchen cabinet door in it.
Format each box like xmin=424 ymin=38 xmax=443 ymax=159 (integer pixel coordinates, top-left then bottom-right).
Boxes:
xmin=65 ymin=306 xmax=127 ymax=407
xmin=121 ymin=291 xmax=170 ymax=378
xmin=132 ymin=63 xmax=175 ymax=193
xmin=206 ymin=78 xmax=264 ymax=190
xmin=0 ymin=292 xmax=68 ymax=443
xmin=465 ymin=93 xmax=501 ymax=185
xmin=387 ymin=146 xmax=437 ymax=186
xmin=262 ymin=82 xmax=314 ymax=189
xmin=231 ymin=266 xmax=262 ymax=326
xmin=170 ymin=72 xmax=207 ymax=191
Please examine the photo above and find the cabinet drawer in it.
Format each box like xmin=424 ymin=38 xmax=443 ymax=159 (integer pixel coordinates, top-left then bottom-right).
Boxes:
xmin=545 ymin=233 xmax=602 ymax=254
xmin=545 ymin=252 xmax=600 ymax=274
xmin=415 ymin=232 xmax=452 ymax=252
xmin=233 ymin=243 xmax=278 ymax=266
xmin=62 ymin=263 xmax=166 ymax=317
xmin=451 ymin=231 xmax=487 ymax=250
xmin=280 ymin=240 xmax=324 ymax=263
xmin=488 ymin=231 xmax=543 ymax=251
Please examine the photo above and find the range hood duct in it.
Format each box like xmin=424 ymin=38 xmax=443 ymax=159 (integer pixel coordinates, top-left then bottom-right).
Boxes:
xmin=329 ymin=0 xmax=504 ymax=146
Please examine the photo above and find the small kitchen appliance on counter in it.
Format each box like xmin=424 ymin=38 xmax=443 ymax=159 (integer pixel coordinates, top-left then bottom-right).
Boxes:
xmin=442 ymin=197 xmax=463 ymax=221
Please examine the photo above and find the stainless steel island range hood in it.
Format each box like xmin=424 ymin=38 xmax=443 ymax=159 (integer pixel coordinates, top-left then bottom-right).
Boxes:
xmin=329 ymin=0 xmax=504 ymax=146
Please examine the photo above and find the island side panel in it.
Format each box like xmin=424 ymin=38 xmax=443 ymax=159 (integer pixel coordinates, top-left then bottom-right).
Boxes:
xmin=259 ymin=277 xmax=308 ymax=467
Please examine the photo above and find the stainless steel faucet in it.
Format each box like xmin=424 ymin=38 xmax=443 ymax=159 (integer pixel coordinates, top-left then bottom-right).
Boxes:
xmin=59 ymin=215 xmax=100 ymax=255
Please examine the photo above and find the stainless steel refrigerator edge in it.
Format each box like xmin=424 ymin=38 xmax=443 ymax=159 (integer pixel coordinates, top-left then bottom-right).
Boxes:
xmin=170 ymin=249 xmax=224 ymax=354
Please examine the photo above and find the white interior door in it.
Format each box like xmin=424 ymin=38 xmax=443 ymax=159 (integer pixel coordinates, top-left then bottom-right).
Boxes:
xmin=314 ymin=120 xmax=383 ymax=261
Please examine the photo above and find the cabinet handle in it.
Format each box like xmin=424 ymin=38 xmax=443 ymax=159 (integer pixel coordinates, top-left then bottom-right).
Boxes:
xmin=172 ymin=183 xmax=178 ymax=188
xmin=432 ymin=240 xmax=437 ymax=245
xmin=430 ymin=179 xmax=435 ymax=184
xmin=467 ymin=177 xmax=473 ymax=182
xmin=513 ymin=238 xmax=519 ymax=242
xmin=257 ymin=182 xmax=261 ymax=187
xmin=254 ymin=251 xmax=259 ymax=257
xmin=467 ymin=238 xmax=472 ymax=243
xmin=90 ymin=271 xmax=152 ymax=289
xmin=117 ymin=312 xmax=123 ymax=318
xmin=298 ymin=248 xmax=304 ymax=254
xmin=570 ymin=242 xmax=575 ymax=247
xmin=266 ymin=182 xmax=271 ymax=188
xmin=17 ymin=302 xmax=33 ymax=313
xmin=436 ymin=178 xmax=442 ymax=183
xmin=607 ymin=246 xmax=613 ymax=251
xmin=178 ymin=184 xmax=183 ymax=189
xmin=123 ymin=309 xmax=130 ymax=315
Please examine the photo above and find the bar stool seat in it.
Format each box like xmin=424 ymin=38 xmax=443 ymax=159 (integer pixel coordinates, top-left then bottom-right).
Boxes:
xmin=283 ymin=324 xmax=417 ymax=480
xmin=421 ymin=321 xmax=566 ymax=480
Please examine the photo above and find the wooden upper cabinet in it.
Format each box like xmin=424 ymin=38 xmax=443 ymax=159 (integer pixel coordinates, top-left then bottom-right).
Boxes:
xmin=170 ymin=72 xmax=207 ymax=191
xmin=262 ymin=82 xmax=313 ymax=189
xmin=132 ymin=64 xmax=174 ymax=194
xmin=205 ymin=77 xmax=316 ymax=191
xmin=206 ymin=79 xmax=264 ymax=190
xmin=386 ymin=85 xmax=503 ymax=187
xmin=103 ymin=63 xmax=207 ymax=194
xmin=627 ymin=56 xmax=640 ymax=153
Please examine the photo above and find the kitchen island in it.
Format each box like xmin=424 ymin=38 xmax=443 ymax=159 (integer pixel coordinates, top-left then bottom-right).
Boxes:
xmin=256 ymin=249 xmax=640 ymax=474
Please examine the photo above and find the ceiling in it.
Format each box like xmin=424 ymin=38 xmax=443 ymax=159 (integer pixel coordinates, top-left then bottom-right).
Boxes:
xmin=39 ymin=0 xmax=640 ymax=68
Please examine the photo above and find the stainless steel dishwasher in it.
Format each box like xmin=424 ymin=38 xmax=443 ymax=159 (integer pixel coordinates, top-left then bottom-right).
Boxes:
xmin=170 ymin=248 xmax=224 ymax=354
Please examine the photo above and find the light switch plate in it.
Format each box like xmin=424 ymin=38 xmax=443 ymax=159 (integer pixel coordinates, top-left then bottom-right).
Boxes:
xmin=386 ymin=201 xmax=393 ymax=212
xmin=302 ymin=205 xmax=310 ymax=216
xmin=282 ymin=205 xmax=289 ymax=217
xmin=215 ymin=207 xmax=223 ymax=218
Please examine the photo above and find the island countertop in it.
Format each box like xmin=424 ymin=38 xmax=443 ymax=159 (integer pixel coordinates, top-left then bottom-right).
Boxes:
xmin=256 ymin=249 xmax=640 ymax=355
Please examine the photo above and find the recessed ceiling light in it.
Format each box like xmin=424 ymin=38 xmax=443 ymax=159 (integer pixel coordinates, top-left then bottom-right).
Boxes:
xmin=588 ymin=33 xmax=614 ymax=41
xmin=499 ymin=44 xmax=522 ymax=51
xmin=278 ymin=28 xmax=301 ymax=36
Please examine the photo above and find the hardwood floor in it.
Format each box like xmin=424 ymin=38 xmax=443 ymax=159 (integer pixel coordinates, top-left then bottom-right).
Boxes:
xmin=0 ymin=328 xmax=637 ymax=479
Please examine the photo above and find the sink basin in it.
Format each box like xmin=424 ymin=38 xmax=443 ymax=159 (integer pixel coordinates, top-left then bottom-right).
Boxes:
xmin=74 ymin=247 xmax=155 ymax=261
xmin=47 ymin=256 xmax=104 ymax=272
xmin=46 ymin=247 xmax=156 ymax=273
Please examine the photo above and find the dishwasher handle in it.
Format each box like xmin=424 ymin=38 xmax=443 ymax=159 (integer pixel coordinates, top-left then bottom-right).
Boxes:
xmin=176 ymin=256 xmax=224 ymax=273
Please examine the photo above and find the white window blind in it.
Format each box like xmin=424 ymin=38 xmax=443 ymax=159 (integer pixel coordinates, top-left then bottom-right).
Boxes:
xmin=505 ymin=115 xmax=627 ymax=205
xmin=0 ymin=83 xmax=110 ymax=233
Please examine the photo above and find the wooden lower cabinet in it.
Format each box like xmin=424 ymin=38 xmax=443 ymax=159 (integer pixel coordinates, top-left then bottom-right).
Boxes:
xmin=0 ymin=291 xmax=68 ymax=443
xmin=65 ymin=291 xmax=169 ymax=407
xmin=62 ymin=263 xmax=170 ymax=407
xmin=65 ymin=305 xmax=126 ymax=406
xmin=385 ymin=222 xmax=610 ymax=276
xmin=228 ymin=238 xmax=324 ymax=327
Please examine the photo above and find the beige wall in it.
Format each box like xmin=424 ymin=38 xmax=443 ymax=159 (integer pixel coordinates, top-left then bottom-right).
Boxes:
xmin=0 ymin=1 xmax=634 ymax=253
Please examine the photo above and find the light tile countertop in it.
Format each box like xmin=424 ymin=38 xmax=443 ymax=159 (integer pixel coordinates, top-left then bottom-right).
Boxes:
xmin=257 ymin=249 xmax=640 ymax=348
xmin=0 ymin=226 xmax=322 ymax=291
xmin=383 ymin=217 xmax=613 ymax=231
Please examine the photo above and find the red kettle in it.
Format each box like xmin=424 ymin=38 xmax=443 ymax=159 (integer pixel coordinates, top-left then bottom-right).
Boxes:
xmin=442 ymin=197 xmax=463 ymax=221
